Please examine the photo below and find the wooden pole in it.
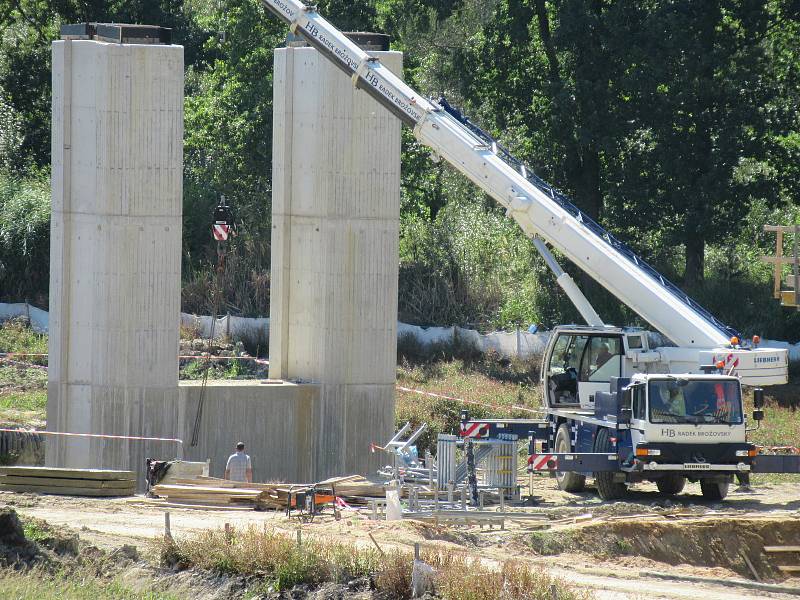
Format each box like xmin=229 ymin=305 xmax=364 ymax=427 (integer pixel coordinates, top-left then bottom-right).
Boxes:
xmin=164 ymin=511 xmax=172 ymax=540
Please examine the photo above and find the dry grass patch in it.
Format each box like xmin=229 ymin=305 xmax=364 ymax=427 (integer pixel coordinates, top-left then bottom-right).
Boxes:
xmin=156 ymin=525 xmax=589 ymax=599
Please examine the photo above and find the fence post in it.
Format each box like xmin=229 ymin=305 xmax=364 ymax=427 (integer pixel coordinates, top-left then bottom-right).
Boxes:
xmin=164 ymin=512 xmax=172 ymax=540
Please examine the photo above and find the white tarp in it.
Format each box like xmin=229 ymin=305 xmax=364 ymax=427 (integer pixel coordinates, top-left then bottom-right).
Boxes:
xmin=2 ymin=302 xmax=798 ymax=362
xmin=0 ymin=303 xmax=49 ymax=333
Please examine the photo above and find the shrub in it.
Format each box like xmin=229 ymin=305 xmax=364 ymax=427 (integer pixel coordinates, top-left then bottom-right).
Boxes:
xmin=0 ymin=171 xmax=50 ymax=304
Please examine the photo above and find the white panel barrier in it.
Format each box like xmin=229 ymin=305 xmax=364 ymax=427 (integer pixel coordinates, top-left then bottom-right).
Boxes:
xmin=2 ymin=303 xmax=798 ymax=363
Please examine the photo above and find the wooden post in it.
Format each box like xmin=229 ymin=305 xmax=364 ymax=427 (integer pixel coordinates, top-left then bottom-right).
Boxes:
xmin=224 ymin=522 xmax=232 ymax=544
xmin=164 ymin=511 xmax=172 ymax=540
xmin=414 ymin=542 xmax=420 ymax=560
xmin=296 ymin=529 xmax=302 ymax=547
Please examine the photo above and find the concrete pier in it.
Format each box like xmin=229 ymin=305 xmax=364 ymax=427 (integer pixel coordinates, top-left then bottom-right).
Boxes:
xmin=269 ymin=40 xmax=402 ymax=479
xmin=47 ymin=34 xmax=184 ymax=470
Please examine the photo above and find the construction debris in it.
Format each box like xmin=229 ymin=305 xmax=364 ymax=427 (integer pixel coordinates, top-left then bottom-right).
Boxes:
xmin=0 ymin=466 xmax=136 ymax=497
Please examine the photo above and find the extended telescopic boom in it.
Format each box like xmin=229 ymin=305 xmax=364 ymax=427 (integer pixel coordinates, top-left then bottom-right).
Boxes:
xmin=259 ymin=0 xmax=779 ymax=365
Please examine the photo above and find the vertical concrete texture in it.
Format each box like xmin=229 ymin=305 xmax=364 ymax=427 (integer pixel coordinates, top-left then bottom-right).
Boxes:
xmin=177 ymin=381 xmax=321 ymax=483
xmin=269 ymin=47 xmax=402 ymax=480
xmin=47 ymin=39 xmax=183 ymax=471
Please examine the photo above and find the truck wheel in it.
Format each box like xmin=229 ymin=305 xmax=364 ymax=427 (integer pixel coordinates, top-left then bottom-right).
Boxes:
xmin=700 ymin=480 xmax=729 ymax=501
xmin=656 ymin=474 xmax=686 ymax=496
xmin=594 ymin=428 xmax=627 ymax=500
xmin=555 ymin=424 xmax=585 ymax=492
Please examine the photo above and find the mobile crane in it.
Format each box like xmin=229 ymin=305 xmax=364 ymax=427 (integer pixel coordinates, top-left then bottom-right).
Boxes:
xmin=259 ymin=0 xmax=800 ymax=500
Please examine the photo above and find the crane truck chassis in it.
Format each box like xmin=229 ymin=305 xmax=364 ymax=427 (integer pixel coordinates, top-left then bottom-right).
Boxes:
xmin=257 ymin=1 xmax=800 ymax=498
xmin=461 ymin=327 xmax=800 ymax=501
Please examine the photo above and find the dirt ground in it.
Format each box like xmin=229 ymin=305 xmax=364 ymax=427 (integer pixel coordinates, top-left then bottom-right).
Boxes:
xmin=4 ymin=476 xmax=800 ymax=599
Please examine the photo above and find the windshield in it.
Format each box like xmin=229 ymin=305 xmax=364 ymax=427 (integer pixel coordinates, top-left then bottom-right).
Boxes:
xmin=648 ymin=379 xmax=743 ymax=424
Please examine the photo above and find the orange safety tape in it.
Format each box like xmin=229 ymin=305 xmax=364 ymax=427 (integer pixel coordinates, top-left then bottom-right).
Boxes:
xmin=395 ymin=385 xmax=537 ymax=414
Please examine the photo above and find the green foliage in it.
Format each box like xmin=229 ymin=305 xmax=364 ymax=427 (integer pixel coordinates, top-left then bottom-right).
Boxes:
xmin=179 ymin=357 xmax=258 ymax=379
xmin=0 ymin=317 xmax=47 ymax=355
xmin=0 ymin=391 xmax=47 ymax=414
xmin=0 ymin=319 xmax=48 ymax=425
xmin=181 ymin=0 xmax=284 ymax=316
xmin=396 ymin=353 xmax=541 ymax=455
xmin=0 ymin=94 xmax=22 ymax=172
xmin=22 ymin=521 xmax=49 ymax=543
xmin=0 ymin=172 xmax=50 ymax=303
xmin=399 ymin=187 xmax=557 ymax=328
xmin=1 ymin=0 xmax=800 ymax=342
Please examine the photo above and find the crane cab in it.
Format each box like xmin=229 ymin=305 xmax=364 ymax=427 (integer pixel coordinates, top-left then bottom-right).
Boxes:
xmin=542 ymin=326 xmax=647 ymax=410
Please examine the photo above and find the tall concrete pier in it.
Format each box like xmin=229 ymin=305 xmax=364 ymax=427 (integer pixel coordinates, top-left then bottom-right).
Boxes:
xmin=47 ymin=28 xmax=184 ymax=469
xmin=269 ymin=36 xmax=402 ymax=479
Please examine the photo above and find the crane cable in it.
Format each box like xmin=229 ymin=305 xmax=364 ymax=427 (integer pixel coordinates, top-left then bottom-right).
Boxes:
xmin=190 ymin=197 xmax=234 ymax=447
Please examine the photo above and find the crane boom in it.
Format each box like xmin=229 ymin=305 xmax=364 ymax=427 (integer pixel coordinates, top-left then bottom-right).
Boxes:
xmin=260 ymin=0 xmax=787 ymax=384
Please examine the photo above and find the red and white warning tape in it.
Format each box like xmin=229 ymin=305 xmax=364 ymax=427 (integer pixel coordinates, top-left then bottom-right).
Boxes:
xmin=0 ymin=428 xmax=182 ymax=444
xmin=0 ymin=354 xmax=269 ymax=368
xmin=395 ymin=385 xmax=537 ymax=414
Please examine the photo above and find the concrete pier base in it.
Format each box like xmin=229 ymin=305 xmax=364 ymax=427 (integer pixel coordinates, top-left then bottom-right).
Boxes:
xmin=269 ymin=43 xmax=402 ymax=480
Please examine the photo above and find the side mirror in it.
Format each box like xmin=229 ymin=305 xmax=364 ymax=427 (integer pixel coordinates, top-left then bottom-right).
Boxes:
xmin=619 ymin=407 xmax=632 ymax=425
xmin=753 ymin=409 xmax=764 ymax=421
xmin=753 ymin=388 xmax=765 ymax=409
xmin=622 ymin=387 xmax=633 ymax=410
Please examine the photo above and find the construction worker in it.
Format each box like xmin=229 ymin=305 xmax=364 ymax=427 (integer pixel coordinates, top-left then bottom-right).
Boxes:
xmin=224 ymin=441 xmax=253 ymax=483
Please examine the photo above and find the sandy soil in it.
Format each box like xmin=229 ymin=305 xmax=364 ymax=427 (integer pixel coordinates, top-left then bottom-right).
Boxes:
xmin=4 ymin=476 xmax=800 ymax=599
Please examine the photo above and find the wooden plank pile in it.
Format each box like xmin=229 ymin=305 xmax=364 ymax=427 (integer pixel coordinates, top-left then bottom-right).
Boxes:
xmin=764 ymin=545 xmax=800 ymax=574
xmin=149 ymin=475 xmax=386 ymax=510
xmin=151 ymin=483 xmax=269 ymax=508
xmin=0 ymin=466 xmax=136 ymax=497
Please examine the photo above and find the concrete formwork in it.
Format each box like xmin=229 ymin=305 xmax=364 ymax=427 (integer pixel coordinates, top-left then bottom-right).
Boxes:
xmin=269 ymin=45 xmax=403 ymax=480
xmin=47 ymin=39 xmax=184 ymax=470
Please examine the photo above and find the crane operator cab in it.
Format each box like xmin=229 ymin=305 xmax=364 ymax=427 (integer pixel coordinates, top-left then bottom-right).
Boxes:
xmin=543 ymin=326 xmax=637 ymax=410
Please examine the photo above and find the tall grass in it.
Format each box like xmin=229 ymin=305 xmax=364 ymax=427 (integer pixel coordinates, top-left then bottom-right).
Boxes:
xmin=0 ymin=317 xmax=47 ymax=356
xmin=396 ymin=349 xmax=542 ymax=455
xmin=156 ymin=525 xmax=589 ymax=599
xmin=0 ymin=569 xmax=181 ymax=600
xmin=0 ymin=319 xmax=48 ymax=423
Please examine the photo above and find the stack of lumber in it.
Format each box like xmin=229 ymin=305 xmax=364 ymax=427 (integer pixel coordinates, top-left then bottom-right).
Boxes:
xmin=316 ymin=475 xmax=385 ymax=502
xmin=151 ymin=483 xmax=269 ymax=508
xmin=0 ymin=466 xmax=136 ymax=497
xmin=149 ymin=475 xmax=387 ymax=510
xmin=157 ymin=460 xmax=209 ymax=485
